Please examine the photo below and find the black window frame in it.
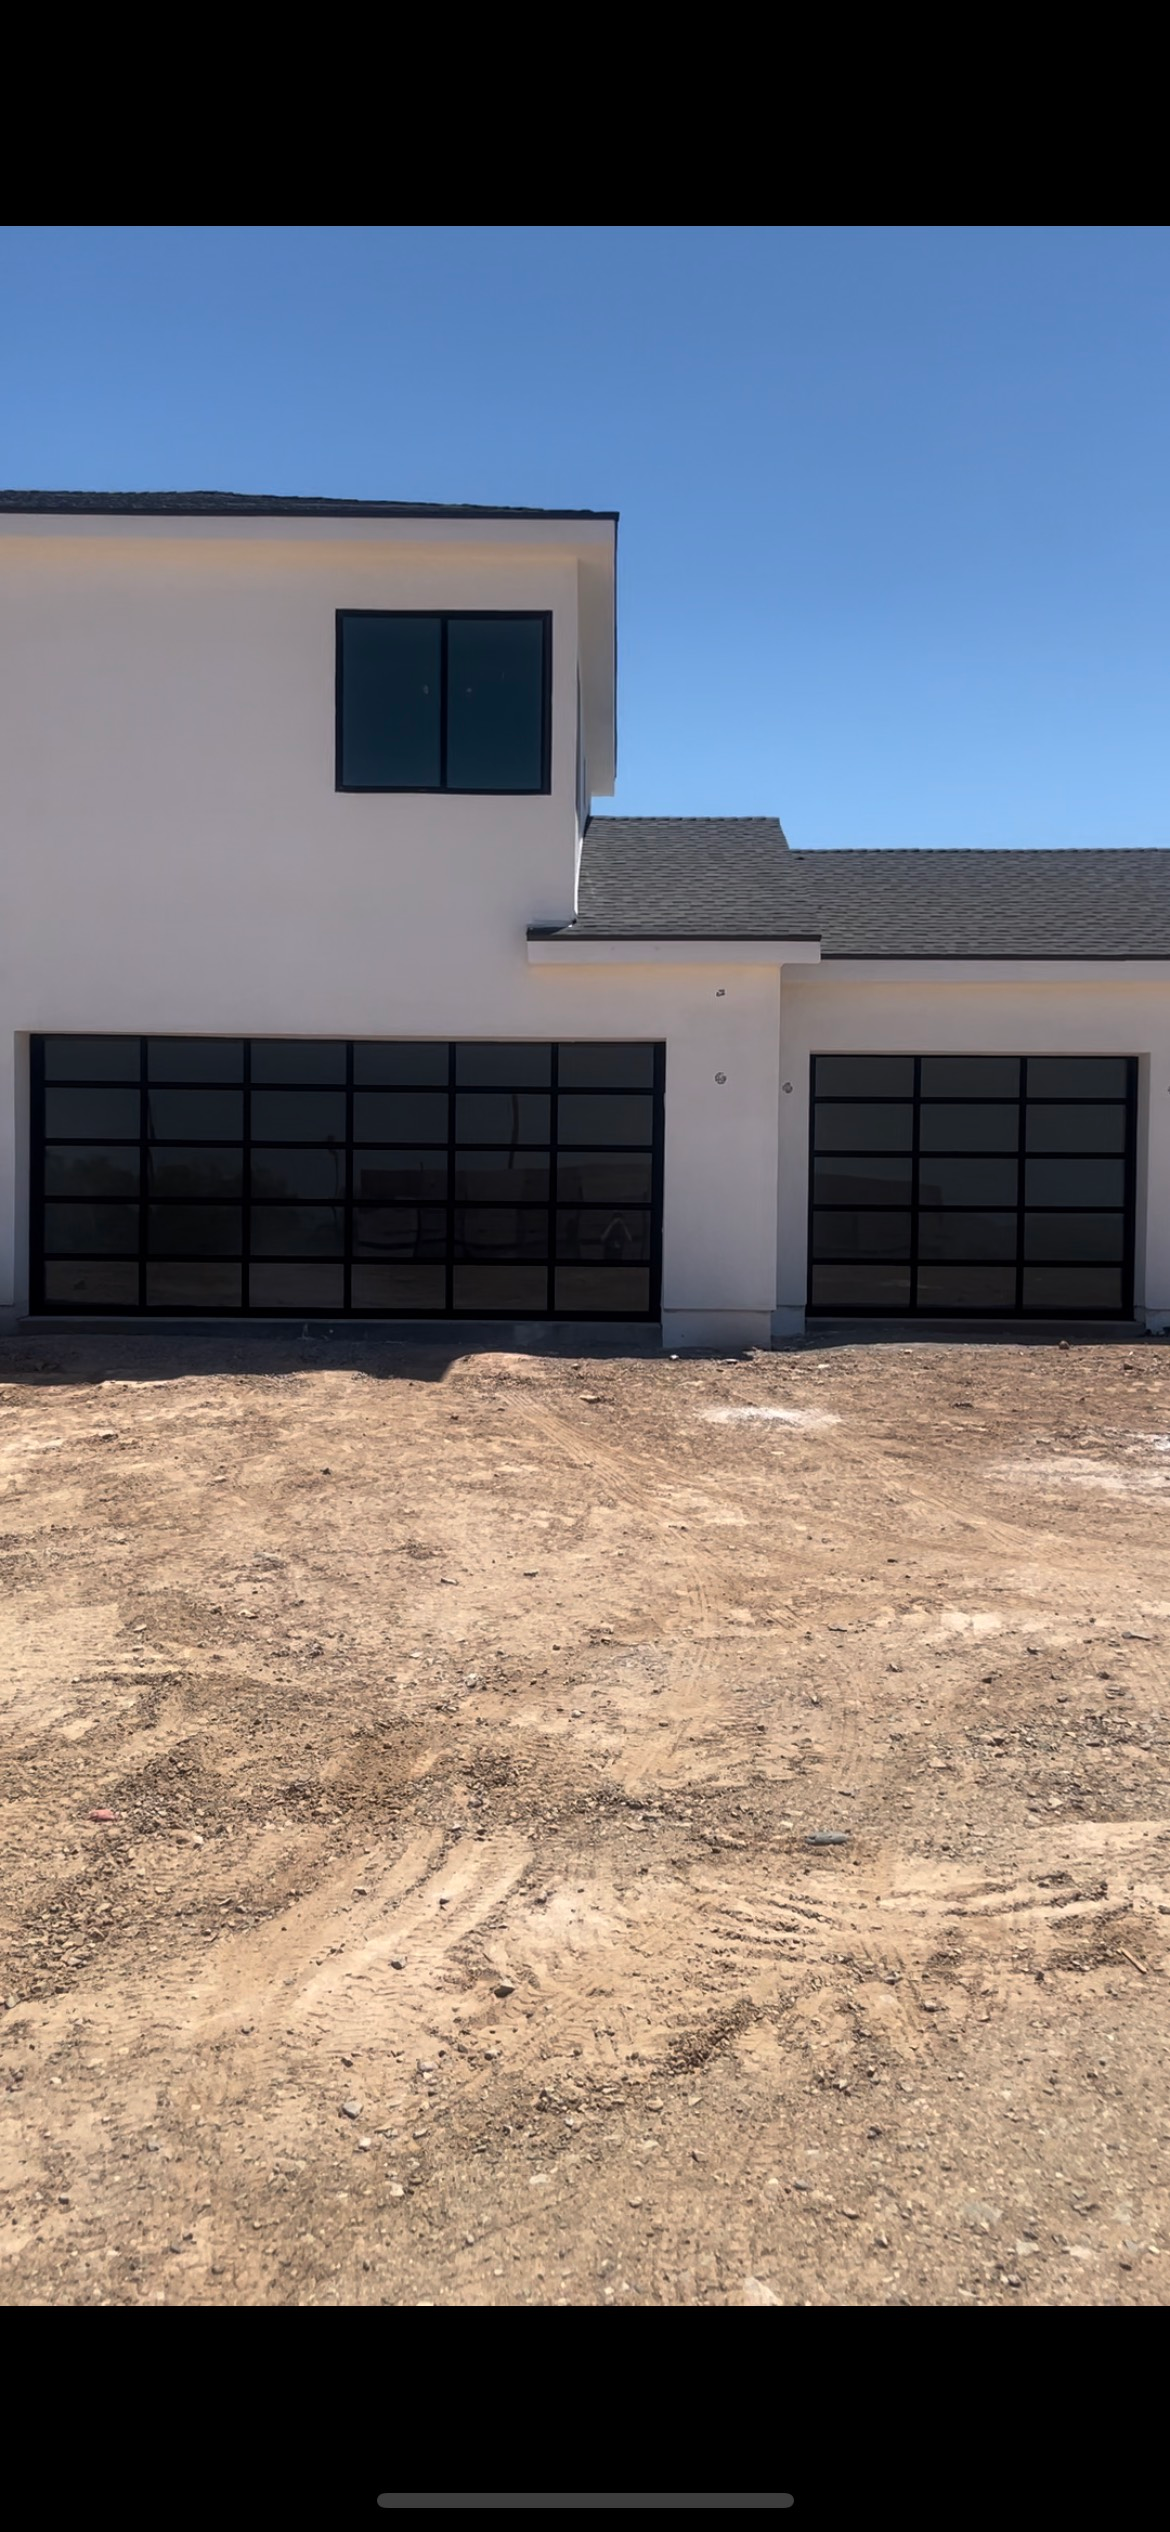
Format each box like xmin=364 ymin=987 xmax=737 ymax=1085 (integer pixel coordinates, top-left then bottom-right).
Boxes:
xmin=335 ymin=610 xmax=553 ymax=795
xmin=806 ymin=1053 xmax=1138 ymax=1319
xmin=30 ymin=1037 xmax=663 ymax=1323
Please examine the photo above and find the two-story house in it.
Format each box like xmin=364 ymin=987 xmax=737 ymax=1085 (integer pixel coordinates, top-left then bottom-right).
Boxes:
xmin=3 ymin=489 xmax=1170 ymax=1343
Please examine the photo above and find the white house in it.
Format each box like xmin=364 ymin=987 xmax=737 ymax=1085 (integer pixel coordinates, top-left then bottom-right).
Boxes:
xmin=2 ymin=489 xmax=1169 ymax=1346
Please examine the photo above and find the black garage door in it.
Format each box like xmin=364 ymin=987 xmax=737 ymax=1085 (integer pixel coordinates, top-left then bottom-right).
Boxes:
xmin=809 ymin=1054 xmax=1136 ymax=1317
xmin=31 ymin=1037 xmax=664 ymax=1319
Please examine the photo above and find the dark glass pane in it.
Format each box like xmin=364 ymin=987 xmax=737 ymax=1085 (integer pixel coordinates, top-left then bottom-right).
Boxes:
xmin=1026 ymin=1058 xmax=1129 ymax=1098
xmin=446 ymin=617 xmax=546 ymax=792
xmin=42 ymin=1036 xmax=139 ymax=1082
xmin=453 ymin=1208 xmax=548 ymax=1261
xmin=917 ymin=1156 xmax=1019 ymax=1207
xmin=251 ymin=1149 xmax=347 ymax=1201
xmin=919 ymin=1104 xmax=1019 ymax=1152
xmin=813 ymin=1104 xmax=913 ymax=1152
xmin=249 ymin=1207 xmax=344 ymax=1258
xmin=919 ymin=1057 xmax=1020 ymax=1097
xmin=351 ymin=1264 xmax=446 ymax=1310
xmin=555 ymin=1266 xmax=651 ymax=1314
xmin=148 ymin=1207 xmax=241 ymax=1258
xmin=353 ymin=1043 xmax=449 ymax=1086
xmin=249 ymin=1090 xmax=345 ymax=1143
xmin=813 ymin=1156 xmax=914 ymax=1204
xmin=146 ymin=1089 xmax=243 ymax=1141
xmin=556 ymin=1094 xmax=652 ymax=1147
xmin=916 ymin=1212 xmax=1018 ymax=1262
xmin=150 ymin=1148 xmax=243 ymax=1199
xmin=1025 ymin=1105 xmax=1126 ymax=1154
xmin=1025 ymin=1156 xmax=1125 ymax=1207
xmin=250 ymin=1041 xmax=346 ymax=1085
xmin=353 ymin=1208 xmax=447 ymax=1261
xmin=44 ymin=1204 xmax=138 ymax=1256
xmin=45 ymin=1087 xmax=140 ymax=1139
xmin=45 ymin=1145 xmax=140 ymax=1200
xmin=147 ymin=1039 xmax=244 ymax=1082
xmin=555 ymin=1153 xmax=654 ymax=1205
xmin=811 ymin=1211 xmax=912 ymax=1262
xmin=354 ymin=1151 xmax=448 ymax=1202
xmin=452 ymin=1263 xmax=548 ymax=1311
xmin=353 ymin=1091 xmax=449 ymax=1143
xmin=1021 ymin=1267 xmax=1124 ymax=1311
xmin=555 ymin=1208 xmax=652 ymax=1263
xmin=455 ymin=1043 xmax=551 ymax=1086
xmin=454 ymin=1151 xmax=549 ymax=1202
xmin=809 ymin=1264 xmax=913 ymax=1309
xmin=249 ymin=1263 xmax=344 ymax=1310
xmin=339 ymin=614 xmax=441 ymax=788
xmin=45 ymin=1260 xmax=138 ymax=1304
xmin=1024 ymin=1213 xmax=1125 ymax=1263
xmin=916 ymin=1266 xmax=1017 ymax=1309
xmin=455 ymin=1092 xmax=550 ymax=1146
xmin=557 ymin=1044 xmax=656 ymax=1090
xmin=147 ymin=1263 xmax=241 ymax=1308
xmin=813 ymin=1057 xmax=914 ymax=1097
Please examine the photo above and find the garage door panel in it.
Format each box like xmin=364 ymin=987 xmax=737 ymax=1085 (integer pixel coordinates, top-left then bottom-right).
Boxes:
xmin=809 ymin=1263 xmax=914 ymax=1309
xmin=150 ymin=1148 xmax=244 ymax=1199
xmin=1025 ymin=1155 xmax=1125 ymax=1206
xmin=916 ymin=1265 xmax=1018 ymax=1310
xmin=810 ymin=1054 xmax=1134 ymax=1317
xmin=1025 ymin=1105 xmax=1127 ymax=1152
xmin=46 ymin=1145 xmax=140 ymax=1199
xmin=32 ymin=1039 xmax=663 ymax=1319
xmin=813 ymin=1155 xmax=914 ymax=1203
xmin=811 ymin=1210 xmax=913 ymax=1261
xmin=918 ymin=1156 xmax=1018 ymax=1207
xmin=148 ymin=1206 xmax=242 ymax=1257
xmin=43 ymin=1038 xmax=138 ymax=1081
xmin=919 ymin=1056 xmax=1020 ymax=1097
xmin=1023 ymin=1212 xmax=1126 ymax=1263
xmin=45 ymin=1086 xmax=140 ymax=1138
xmin=44 ymin=1202 xmax=139 ymax=1255
xmin=146 ymin=1088 xmax=243 ymax=1140
xmin=918 ymin=1104 xmax=1019 ymax=1152
xmin=1022 ymin=1267 xmax=1124 ymax=1310
xmin=147 ymin=1039 xmax=244 ymax=1083
xmin=916 ymin=1211 xmax=1017 ymax=1262
xmin=146 ymin=1263 xmax=242 ymax=1308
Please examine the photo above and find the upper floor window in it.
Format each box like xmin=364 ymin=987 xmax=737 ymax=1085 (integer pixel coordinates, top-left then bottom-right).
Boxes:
xmin=336 ymin=611 xmax=551 ymax=794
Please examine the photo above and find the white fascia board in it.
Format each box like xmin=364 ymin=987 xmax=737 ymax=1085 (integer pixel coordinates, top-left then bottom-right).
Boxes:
xmin=0 ymin=513 xmax=616 ymax=559
xmin=812 ymin=959 xmax=1170 ymax=984
xmin=527 ymin=937 xmax=822 ymax=967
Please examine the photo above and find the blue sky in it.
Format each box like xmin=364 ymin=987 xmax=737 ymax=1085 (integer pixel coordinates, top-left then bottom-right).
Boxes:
xmin=3 ymin=226 xmax=1168 ymax=848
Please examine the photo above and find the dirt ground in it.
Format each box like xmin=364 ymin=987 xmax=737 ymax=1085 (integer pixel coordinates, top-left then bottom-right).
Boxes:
xmin=2 ymin=1322 xmax=1169 ymax=2307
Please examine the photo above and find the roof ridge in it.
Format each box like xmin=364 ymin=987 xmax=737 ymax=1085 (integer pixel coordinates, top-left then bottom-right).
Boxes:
xmin=791 ymin=845 xmax=1170 ymax=858
xmin=0 ymin=489 xmax=618 ymax=522
xmin=587 ymin=813 xmax=782 ymax=823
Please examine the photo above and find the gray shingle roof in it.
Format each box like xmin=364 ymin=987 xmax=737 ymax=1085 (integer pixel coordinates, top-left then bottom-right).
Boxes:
xmin=0 ymin=489 xmax=616 ymax=522
xmin=548 ymin=824 xmax=1170 ymax=957
xmin=552 ymin=818 xmax=822 ymax=940
xmin=793 ymin=848 xmax=1170 ymax=958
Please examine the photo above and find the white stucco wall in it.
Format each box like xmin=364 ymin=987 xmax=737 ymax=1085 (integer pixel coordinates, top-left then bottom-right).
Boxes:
xmin=5 ymin=516 xmax=1169 ymax=1339
xmin=0 ymin=516 xmax=784 ymax=1333
xmin=779 ymin=965 xmax=1170 ymax=1326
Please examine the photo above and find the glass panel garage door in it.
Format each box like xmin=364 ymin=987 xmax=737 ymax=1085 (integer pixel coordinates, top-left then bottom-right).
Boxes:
xmin=31 ymin=1038 xmax=664 ymax=1319
xmin=809 ymin=1054 xmax=1136 ymax=1317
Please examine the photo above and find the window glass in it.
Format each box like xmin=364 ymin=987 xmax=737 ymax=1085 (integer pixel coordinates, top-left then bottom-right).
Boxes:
xmin=339 ymin=615 xmax=440 ymax=788
xmin=446 ymin=618 xmax=546 ymax=792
